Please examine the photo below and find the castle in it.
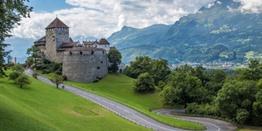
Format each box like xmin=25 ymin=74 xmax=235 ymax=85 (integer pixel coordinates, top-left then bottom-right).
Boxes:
xmin=34 ymin=18 xmax=109 ymax=82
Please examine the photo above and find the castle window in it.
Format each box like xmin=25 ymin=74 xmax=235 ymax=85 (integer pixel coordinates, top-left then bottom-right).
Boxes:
xmin=97 ymin=66 xmax=100 ymax=70
xmin=91 ymin=50 xmax=94 ymax=55
xmin=100 ymin=61 xmax=103 ymax=64
xmin=80 ymin=51 xmax=83 ymax=55
xmin=69 ymin=51 xmax=72 ymax=55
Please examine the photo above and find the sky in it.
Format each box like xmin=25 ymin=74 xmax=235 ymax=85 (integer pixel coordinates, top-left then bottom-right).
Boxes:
xmin=10 ymin=0 xmax=262 ymax=41
xmin=6 ymin=0 xmax=262 ymax=63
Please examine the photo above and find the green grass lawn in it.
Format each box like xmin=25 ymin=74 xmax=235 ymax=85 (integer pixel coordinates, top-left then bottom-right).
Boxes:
xmin=0 ymin=76 xmax=149 ymax=131
xmin=66 ymin=74 xmax=205 ymax=130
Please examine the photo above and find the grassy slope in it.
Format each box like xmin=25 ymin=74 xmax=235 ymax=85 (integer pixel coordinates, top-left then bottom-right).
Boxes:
xmin=0 ymin=76 xmax=148 ymax=131
xmin=66 ymin=74 xmax=205 ymax=130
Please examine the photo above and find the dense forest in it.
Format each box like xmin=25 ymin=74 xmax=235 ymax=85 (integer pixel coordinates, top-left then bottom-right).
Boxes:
xmin=124 ymin=56 xmax=262 ymax=126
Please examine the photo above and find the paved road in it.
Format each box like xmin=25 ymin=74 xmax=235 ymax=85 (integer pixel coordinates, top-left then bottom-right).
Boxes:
xmin=154 ymin=109 xmax=237 ymax=131
xmin=25 ymin=69 xmax=183 ymax=131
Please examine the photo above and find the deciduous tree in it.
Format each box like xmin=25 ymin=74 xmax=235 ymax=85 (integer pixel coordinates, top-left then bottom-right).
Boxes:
xmin=0 ymin=0 xmax=32 ymax=77
xmin=108 ymin=47 xmax=122 ymax=73
xmin=15 ymin=74 xmax=31 ymax=88
xmin=134 ymin=72 xmax=155 ymax=93
xmin=49 ymin=73 xmax=64 ymax=88
xmin=161 ymin=72 xmax=207 ymax=107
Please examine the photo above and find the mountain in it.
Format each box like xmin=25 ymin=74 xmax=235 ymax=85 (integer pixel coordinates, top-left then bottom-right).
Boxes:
xmin=108 ymin=0 xmax=262 ymax=64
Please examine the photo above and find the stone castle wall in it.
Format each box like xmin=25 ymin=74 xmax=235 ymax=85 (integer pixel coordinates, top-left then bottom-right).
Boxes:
xmin=45 ymin=28 xmax=69 ymax=63
xmin=62 ymin=49 xmax=108 ymax=82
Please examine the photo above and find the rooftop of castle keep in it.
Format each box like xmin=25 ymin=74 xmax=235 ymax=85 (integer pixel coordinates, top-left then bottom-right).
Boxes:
xmin=46 ymin=17 xmax=69 ymax=29
xmin=34 ymin=17 xmax=110 ymax=53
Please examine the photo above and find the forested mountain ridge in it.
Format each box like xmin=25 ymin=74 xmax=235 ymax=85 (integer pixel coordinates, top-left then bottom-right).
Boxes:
xmin=108 ymin=0 xmax=262 ymax=64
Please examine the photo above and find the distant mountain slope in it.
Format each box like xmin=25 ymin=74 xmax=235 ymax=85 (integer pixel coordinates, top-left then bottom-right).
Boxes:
xmin=108 ymin=0 xmax=262 ymax=64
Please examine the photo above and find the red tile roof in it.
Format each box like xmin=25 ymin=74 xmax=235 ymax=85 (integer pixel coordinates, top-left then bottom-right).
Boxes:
xmin=46 ymin=18 xmax=69 ymax=29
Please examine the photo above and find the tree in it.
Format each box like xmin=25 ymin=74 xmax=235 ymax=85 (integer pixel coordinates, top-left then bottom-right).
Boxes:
xmin=15 ymin=74 xmax=31 ymax=88
xmin=239 ymin=60 xmax=262 ymax=80
xmin=192 ymin=66 xmax=208 ymax=85
xmin=124 ymin=56 xmax=153 ymax=78
xmin=108 ymin=47 xmax=122 ymax=73
xmin=124 ymin=56 xmax=171 ymax=89
xmin=0 ymin=43 xmax=9 ymax=77
xmin=205 ymin=69 xmax=226 ymax=96
xmin=9 ymin=64 xmax=24 ymax=80
xmin=215 ymin=80 xmax=257 ymax=123
xmin=161 ymin=72 xmax=207 ymax=107
xmin=49 ymin=73 xmax=64 ymax=88
xmin=151 ymin=59 xmax=171 ymax=86
xmin=0 ymin=0 xmax=32 ymax=77
xmin=134 ymin=72 xmax=155 ymax=93
xmin=9 ymin=71 xmax=21 ymax=80
xmin=12 ymin=64 xmax=24 ymax=73
xmin=236 ymin=109 xmax=249 ymax=124
xmin=252 ymin=90 xmax=262 ymax=125
xmin=26 ymin=45 xmax=41 ymax=67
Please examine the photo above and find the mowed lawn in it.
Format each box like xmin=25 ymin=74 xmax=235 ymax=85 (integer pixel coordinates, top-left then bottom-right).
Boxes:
xmin=0 ymin=76 xmax=149 ymax=131
xmin=66 ymin=74 xmax=205 ymax=130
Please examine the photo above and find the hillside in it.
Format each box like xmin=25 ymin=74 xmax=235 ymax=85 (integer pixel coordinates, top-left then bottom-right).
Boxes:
xmin=108 ymin=0 xmax=262 ymax=64
xmin=66 ymin=74 xmax=205 ymax=130
xmin=0 ymin=76 xmax=148 ymax=131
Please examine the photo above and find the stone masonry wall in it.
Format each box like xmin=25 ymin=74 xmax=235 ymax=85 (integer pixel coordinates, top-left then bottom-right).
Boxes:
xmin=45 ymin=28 xmax=69 ymax=63
xmin=62 ymin=50 xmax=108 ymax=83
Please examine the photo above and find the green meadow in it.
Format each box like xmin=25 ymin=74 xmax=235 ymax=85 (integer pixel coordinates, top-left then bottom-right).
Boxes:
xmin=66 ymin=74 xmax=205 ymax=130
xmin=0 ymin=76 xmax=148 ymax=131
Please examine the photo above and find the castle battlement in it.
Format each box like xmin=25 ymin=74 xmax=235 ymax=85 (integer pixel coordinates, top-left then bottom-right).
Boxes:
xmin=64 ymin=48 xmax=106 ymax=56
xmin=34 ymin=17 xmax=109 ymax=82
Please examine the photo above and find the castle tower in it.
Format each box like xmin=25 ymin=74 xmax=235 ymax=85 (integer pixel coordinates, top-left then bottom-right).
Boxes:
xmin=45 ymin=17 xmax=69 ymax=63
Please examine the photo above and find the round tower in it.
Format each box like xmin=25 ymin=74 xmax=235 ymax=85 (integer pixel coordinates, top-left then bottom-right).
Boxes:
xmin=62 ymin=48 xmax=108 ymax=83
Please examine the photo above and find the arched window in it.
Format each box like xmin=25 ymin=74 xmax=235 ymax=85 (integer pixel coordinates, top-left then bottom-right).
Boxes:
xmin=91 ymin=50 xmax=94 ymax=55
xmin=80 ymin=51 xmax=83 ymax=55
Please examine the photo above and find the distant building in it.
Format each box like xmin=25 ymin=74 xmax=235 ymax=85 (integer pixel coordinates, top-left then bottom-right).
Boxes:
xmin=34 ymin=17 xmax=110 ymax=82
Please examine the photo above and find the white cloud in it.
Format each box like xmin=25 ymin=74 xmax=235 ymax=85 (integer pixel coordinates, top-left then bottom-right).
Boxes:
xmin=11 ymin=0 xmax=262 ymax=40
xmin=237 ymin=0 xmax=262 ymax=13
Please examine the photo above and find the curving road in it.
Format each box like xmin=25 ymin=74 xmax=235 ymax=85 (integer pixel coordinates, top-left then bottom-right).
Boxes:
xmin=25 ymin=69 xmax=183 ymax=131
xmin=154 ymin=109 xmax=237 ymax=131
xmin=26 ymin=69 xmax=237 ymax=131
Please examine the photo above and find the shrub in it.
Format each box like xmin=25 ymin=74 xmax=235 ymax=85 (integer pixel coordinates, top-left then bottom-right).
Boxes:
xmin=236 ymin=109 xmax=249 ymax=124
xmin=186 ymin=103 xmax=219 ymax=116
xmin=11 ymin=64 xmax=24 ymax=73
xmin=9 ymin=71 xmax=21 ymax=80
xmin=134 ymin=72 xmax=155 ymax=93
xmin=15 ymin=74 xmax=31 ymax=88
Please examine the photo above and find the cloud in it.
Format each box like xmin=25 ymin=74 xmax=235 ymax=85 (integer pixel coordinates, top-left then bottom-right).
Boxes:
xmin=12 ymin=0 xmax=215 ymax=39
xmin=11 ymin=0 xmax=262 ymax=40
xmin=237 ymin=0 xmax=262 ymax=13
